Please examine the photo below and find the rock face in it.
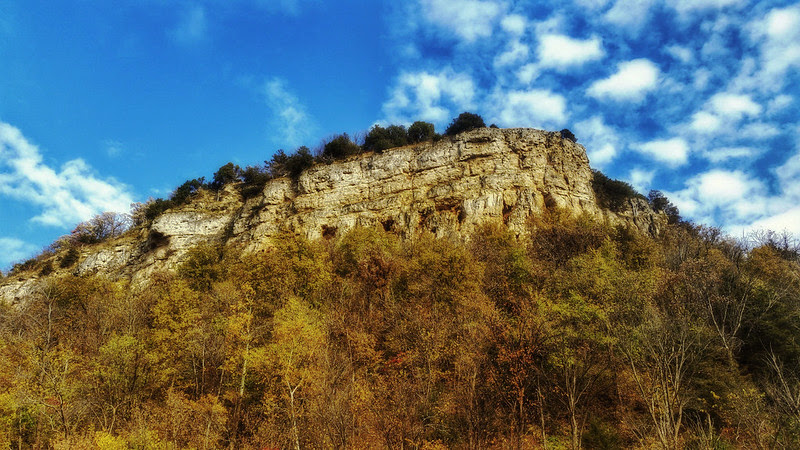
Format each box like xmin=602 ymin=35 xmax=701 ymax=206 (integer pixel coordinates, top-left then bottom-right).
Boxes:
xmin=1 ymin=128 xmax=665 ymax=302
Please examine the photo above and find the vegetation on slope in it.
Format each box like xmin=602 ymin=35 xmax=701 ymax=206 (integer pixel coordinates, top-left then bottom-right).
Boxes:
xmin=2 ymin=212 xmax=799 ymax=449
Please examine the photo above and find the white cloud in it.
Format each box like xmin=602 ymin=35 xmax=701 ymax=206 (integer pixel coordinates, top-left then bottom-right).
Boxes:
xmin=709 ymin=93 xmax=762 ymax=118
xmin=665 ymin=45 xmax=694 ymax=64
xmin=745 ymin=207 xmax=800 ymax=236
xmin=671 ymin=169 xmax=769 ymax=228
xmin=671 ymin=0 xmax=745 ymax=14
xmin=0 ymin=122 xmax=134 ymax=228
xmin=747 ymin=5 xmax=800 ymax=88
xmin=490 ymin=89 xmax=567 ymax=128
xmin=693 ymin=68 xmax=712 ymax=90
xmin=636 ymin=138 xmax=690 ymax=166
xmin=574 ymin=116 xmax=620 ymax=166
xmin=538 ymin=34 xmax=604 ymax=70
xmin=689 ymin=111 xmax=722 ymax=133
xmin=517 ymin=63 xmax=540 ymax=84
xmin=768 ymin=94 xmax=793 ymax=113
xmin=263 ymin=78 xmax=315 ymax=148
xmin=420 ymin=0 xmax=506 ymax=42
xmin=0 ymin=238 xmax=38 ymax=269
xmin=495 ymin=40 xmax=529 ymax=67
xmin=171 ymin=5 xmax=207 ymax=45
xmin=383 ymin=69 xmax=476 ymax=124
xmin=629 ymin=168 xmax=655 ymax=193
xmin=604 ymin=0 xmax=656 ymax=32
xmin=500 ymin=14 xmax=527 ymax=36
xmin=701 ymin=146 xmax=762 ymax=162
xmin=587 ymin=59 xmax=660 ymax=102
xmin=740 ymin=122 xmax=780 ymax=140
xmin=574 ymin=0 xmax=611 ymax=10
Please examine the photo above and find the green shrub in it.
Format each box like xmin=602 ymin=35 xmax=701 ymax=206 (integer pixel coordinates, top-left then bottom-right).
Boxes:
xmin=170 ymin=178 xmax=205 ymax=205
xmin=144 ymin=198 xmax=174 ymax=222
xmin=240 ymin=165 xmax=271 ymax=198
xmin=322 ymin=134 xmax=362 ymax=160
xmin=364 ymin=125 xmax=408 ymax=153
xmin=408 ymin=121 xmax=436 ymax=143
xmin=210 ymin=162 xmax=242 ymax=190
xmin=286 ymin=146 xmax=314 ymax=179
xmin=592 ymin=170 xmax=643 ymax=212
xmin=59 ymin=248 xmax=80 ymax=268
xmin=445 ymin=112 xmax=486 ymax=136
xmin=648 ymin=190 xmax=681 ymax=225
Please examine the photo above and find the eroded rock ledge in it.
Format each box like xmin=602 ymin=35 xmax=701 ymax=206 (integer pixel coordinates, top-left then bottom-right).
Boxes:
xmin=1 ymin=128 xmax=665 ymax=302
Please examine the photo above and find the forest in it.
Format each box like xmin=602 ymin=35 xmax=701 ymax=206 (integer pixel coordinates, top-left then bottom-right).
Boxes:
xmin=2 ymin=204 xmax=800 ymax=449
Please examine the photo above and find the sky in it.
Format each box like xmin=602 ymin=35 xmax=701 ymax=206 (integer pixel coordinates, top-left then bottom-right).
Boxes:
xmin=1 ymin=0 xmax=799 ymax=270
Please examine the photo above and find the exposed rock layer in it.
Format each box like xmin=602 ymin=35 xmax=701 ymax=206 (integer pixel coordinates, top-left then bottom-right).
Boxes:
xmin=1 ymin=128 xmax=665 ymax=303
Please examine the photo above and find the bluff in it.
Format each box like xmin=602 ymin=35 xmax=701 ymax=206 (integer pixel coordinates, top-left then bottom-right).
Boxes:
xmin=0 ymin=128 xmax=665 ymax=303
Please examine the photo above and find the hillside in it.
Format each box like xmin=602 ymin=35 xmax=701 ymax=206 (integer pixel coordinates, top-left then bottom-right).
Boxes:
xmin=1 ymin=126 xmax=799 ymax=449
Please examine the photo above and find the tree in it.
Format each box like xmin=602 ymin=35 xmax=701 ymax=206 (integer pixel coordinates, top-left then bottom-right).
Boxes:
xmin=408 ymin=121 xmax=436 ymax=143
xmin=322 ymin=134 xmax=361 ymax=160
xmin=560 ymin=129 xmax=577 ymax=142
xmin=445 ymin=112 xmax=486 ymax=136
xmin=70 ymin=212 xmax=132 ymax=245
xmin=363 ymin=125 xmax=408 ymax=153
xmin=171 ymin=178 xmax=205 ymax=204
xmin=285 ymin=146 xmax=314 ymax=179
xmin=210 ymin=162 xmax=242 ymax=190
xmin=648 ymin=190 xmax=681 ymax=224
xmin=268 ymin=297 xmax=326 ymax=450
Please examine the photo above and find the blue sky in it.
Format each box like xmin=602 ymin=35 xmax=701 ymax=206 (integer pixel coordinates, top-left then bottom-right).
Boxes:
xmin=1 ymin=0 xmax=799 ymax=269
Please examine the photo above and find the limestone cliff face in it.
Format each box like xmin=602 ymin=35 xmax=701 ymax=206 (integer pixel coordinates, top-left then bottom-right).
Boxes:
xmin=1 ymin=128 xmax=665 ymax=303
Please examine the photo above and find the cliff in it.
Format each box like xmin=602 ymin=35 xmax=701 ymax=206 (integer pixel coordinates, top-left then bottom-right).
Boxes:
xmin=0 ymin=128 xmax=665 ymax=303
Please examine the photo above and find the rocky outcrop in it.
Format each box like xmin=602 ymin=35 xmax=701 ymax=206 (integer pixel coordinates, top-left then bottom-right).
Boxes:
xmin=1 ymin=128 xmax=665 ymax=302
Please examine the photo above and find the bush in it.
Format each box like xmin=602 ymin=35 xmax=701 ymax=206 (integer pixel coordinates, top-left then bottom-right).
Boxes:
xmin=322 ymin=134 xmax=362 ymax=160
xmin=240 ymin=165 xmax=271 ymax=198
xmin=59 ymin=247 xmax=80 ymax=268
xmin=408 ymin=121 xmax=436 ymax=143
xmin=648 ymin=190 xmax=681 ymax=225
xmin=445 ymin=112 xmax=486 ymax=136
xmin=592 ymin=170 xmax=643 ymax=212
xmin=70 ymin=212 xmax=132 ymax=245
xmin=285 ymin=146 xmax=314 ymax=179
xmin=364 ymin=125 xmax=408 ymax=153
xmin=143 ymin=198 xmax=174 ymax=222
xmin=171 ymin=178 xmax=205 ymax=205
xmin=560 ymin=128 xmax=577 ymax=142
xmin=210 ymin=162 xmax=242 ymax=190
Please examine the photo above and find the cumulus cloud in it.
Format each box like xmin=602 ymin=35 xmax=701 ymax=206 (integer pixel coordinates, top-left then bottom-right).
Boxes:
xmin=604 ymin=0 xmax=656 ymax=32
xmin=670 ymin=169 xmax=770 ymax=230
xmin=0 ymin=122 xmax=134 ymax=228
xmin=500 ymin=14 xmax=526 ymax=36
xmin=635 ymin=138 xmax=690 ymax=167
xmin=537 ymin=34 xmax=604 ymax=70
xmin=709 ymin=93 xmax=762 ymax=118
xmin=629 ymin=167 xmax=655 ymax=193
xmin=383 ymin=69 xmax=476 ymax=124
xmin=574 ymin=115 xmax=621 ymax=166
xmin=263 ymin=78 xmax=315 ymax=148
xmin=587 ymin=59 xmax=660 ymax=102
xmin=747 ymin=5 xmax=800 ymax=89
xmin=419 ymin=0 xmax=506 ymax=43
xmin=489 ymin=89 xmax=567 ymax=128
